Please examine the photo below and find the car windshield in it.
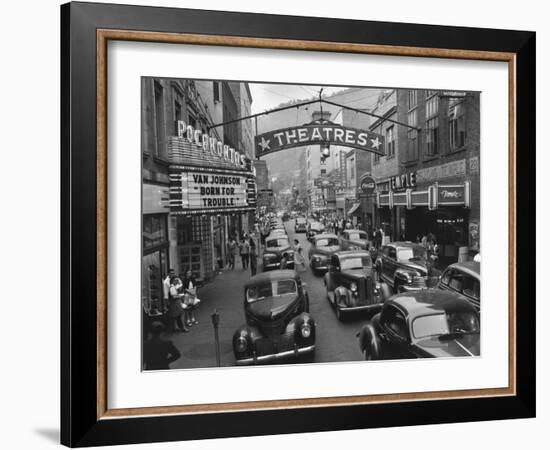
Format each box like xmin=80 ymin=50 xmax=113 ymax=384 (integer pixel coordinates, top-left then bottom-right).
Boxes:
xmin=340 ymin=256 xmax=372 ymax=270
xmin=296 ymin=218 xmax=306 ymax=224
xmin=397 ymin=247 xmax=426 ymax=261
xmin=348 ymin=232 xmax=367 ymax=241
xmin=316 ymin=237 xmax=339 ymax=247
xmin=266 ymin=238 xmax=289 ymax=248
xmin=311 ymin=223 xmax=324 ymax=231
xmin=246 ymin=279 xmax=297 ymax=302
xmin=412 ymin=312 xmax=480 ymax=339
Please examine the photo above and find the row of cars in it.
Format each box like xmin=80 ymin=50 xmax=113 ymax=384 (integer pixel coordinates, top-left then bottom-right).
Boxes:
xmin=234 ymin=228 xmax=480 ymax=364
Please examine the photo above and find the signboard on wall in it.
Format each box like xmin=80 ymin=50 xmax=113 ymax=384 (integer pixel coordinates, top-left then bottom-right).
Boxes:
xmin=169 ymin=168 xmax=256 ymax=215
xmin=182 ymin=171 xmax=248 ymax=209
xmin=255 ymin=123 xmax=385 ymax=157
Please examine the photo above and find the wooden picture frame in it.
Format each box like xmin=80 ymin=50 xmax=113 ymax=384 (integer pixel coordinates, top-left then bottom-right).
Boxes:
xmin=61 ymin=2 xmax=535 ymax=446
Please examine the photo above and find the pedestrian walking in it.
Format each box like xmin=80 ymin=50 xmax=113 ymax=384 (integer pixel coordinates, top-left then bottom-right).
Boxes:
xmin=239 ymin=236 xmax=250 ymax=269
xmin=168 ymin=277 xmax=188 ymax=333
xmin=293 ymin=239 xmax=307 ymax=272
xmin=227 ymin=238 xmax=237 ymax=270
xmin=143 ymin=321 xmax=181 ymax=370
xmin=249 ymin=238 xmax=258 ymax=276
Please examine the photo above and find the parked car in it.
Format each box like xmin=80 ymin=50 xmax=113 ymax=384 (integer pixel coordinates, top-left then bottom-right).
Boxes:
xmin=358 ymin=290 xmax=480 ymax=360
xmin=308 ymin=234 xmax=341 ymax=275
xmin=282 ymin=212 xmax=290 ymax=222
xmin=233 ymin=270 xmax=315 ymax=365
xmin=324 ymin=250 xmax=386 ymax=321
xmin=375 ymin=241 xmax=439 ymax=293
xmin=294 ymin=217 xmax=308 ymax=233
xmin=306 ymin=221 xmax=325 ymax=241
xmin=262 ymin=235 xmax=294 ymax=271
xmin=339 ymin=229 xmax=370 ymax=251
xmin=270 ymin=227 xmax=287 ymax=238
xmin=437 ymin=261 xmax=480 ymax=311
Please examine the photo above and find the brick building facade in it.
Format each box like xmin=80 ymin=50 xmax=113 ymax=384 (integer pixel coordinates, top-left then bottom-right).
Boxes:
xmin=370 ymin=88 xmax=480 ymax=263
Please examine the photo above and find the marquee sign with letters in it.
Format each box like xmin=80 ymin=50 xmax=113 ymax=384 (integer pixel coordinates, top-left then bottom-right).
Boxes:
xmin=255 ymin=123 xmax=385 ymax=157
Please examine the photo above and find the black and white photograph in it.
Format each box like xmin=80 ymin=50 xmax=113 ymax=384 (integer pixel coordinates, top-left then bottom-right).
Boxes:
xmin=141 ymin=78 xmax=481 ymax=370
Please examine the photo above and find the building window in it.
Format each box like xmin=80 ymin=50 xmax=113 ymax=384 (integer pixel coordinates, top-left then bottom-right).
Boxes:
xmin=154 ymin=81 xmax=164 ymax=157
xmin=406 ymin=110 xmax=418 ymax=162
xmin=213 ymin=82 xmax=220 ymax=102
xmin=408 ymin=90 xmax=418 ymax=109
xmin=426 ymin=117 xmax=439 ymax=156
xmin=426 ymin=95 xmax=439 ymax=118
xmin=425 ymin=96 xmax=439 ymax=156
xmin=143 ymin=214 xmax=168 ymax=250
xmin=385 ymin=125 xmax=395 ymax=158
xmin=349 ymin=158 xmax=355 ymax=179
xmin=449 ymin=103 xmax=466 ymax=149
xmin=321 ymin=168 xmax=326 ymax=175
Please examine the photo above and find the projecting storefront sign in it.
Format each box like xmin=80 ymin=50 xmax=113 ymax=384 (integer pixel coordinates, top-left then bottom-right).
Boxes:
xmin=255 ymin=124 xmax=385 ymax=157
xmin=169 ymin=168 xmax=255 ymax=215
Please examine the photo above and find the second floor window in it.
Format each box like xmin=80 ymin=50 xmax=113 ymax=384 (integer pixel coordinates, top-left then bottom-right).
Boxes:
xmin=408 ymin=90 xmax=418 ymax=109
xmin=426 ymin=117 xmax=439 ymax=156
xmin=386 ymin=125 xmax=395 ymax=158
xmin=213 ymin=82 xmax=220 ymax=102
xmin=449 ymin=103 xmax=466 ymax=149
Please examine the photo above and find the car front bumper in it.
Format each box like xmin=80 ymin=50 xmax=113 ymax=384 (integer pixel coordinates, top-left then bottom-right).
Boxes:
xmin=340 ymin=302 xmax=383 ymax=313
xmin=235 ymin=344 xmax=316 ymax=365
xmin=263 ymin=261 xmax=295 ymax=270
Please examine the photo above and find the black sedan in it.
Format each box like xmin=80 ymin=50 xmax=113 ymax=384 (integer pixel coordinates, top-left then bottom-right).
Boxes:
xmin=307 ymin=233 xmax=341 ymax=275
xmin=358 ymin=290 xmax=480 ymax=360
xmin=262 ymin=236 xmax=294 ymax=271
xmin=232 ymin=270 xmax=315 ymax=365
xmin=324 ymin=250 xmax=385 ymax=321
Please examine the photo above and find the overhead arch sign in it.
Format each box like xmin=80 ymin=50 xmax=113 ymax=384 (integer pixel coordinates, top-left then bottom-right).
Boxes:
xmin=255 ymin=123 xmax=385 ymax=158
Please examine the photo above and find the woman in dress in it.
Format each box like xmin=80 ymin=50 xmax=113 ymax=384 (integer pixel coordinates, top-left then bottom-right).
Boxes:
xmin=168 ymin=277 xmax=188 ymax=333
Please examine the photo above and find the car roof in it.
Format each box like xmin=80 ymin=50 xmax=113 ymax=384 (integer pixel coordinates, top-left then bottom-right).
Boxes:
xmin=344 ymin=229 xmax=366 ymax=234
xmin=266 ymin=233 xmax=288 ymax=240
xmin=314 ymin=233 xmax=338 ymax=240
xmin=388 ymin=290 xmax=477 ymax=318
xmin=445 ymin=261 xmax=480 ymax=278
xmin=334 ymin=250 xmax=371 ymax=258
xmin=244 ymin=270 xmax=299 ymax=288
xmin=386 ymin=241 xmax=425 ymax=250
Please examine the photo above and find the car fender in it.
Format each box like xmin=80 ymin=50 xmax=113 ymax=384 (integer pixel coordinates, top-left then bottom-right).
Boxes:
xmin=394 ymin=268 xmax=418 ymax=289
xmin=334 ymin=286 xmax=351 ymax=307
xmin=287 ymin=312 xmax=316 ymax=339
xmin=358 ymin=323 xmax=382 ymax=360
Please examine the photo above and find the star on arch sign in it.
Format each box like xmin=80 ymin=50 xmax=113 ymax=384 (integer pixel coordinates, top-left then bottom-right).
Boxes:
xmin=258 ymin=136 xmax=271 ymax=152
xmin=370 ymin=137 xmax=382 ymax=150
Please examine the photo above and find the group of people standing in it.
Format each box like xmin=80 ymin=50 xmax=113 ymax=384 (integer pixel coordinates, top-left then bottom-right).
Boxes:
xmin=163 ymin=268 xmax=201 ymax=333
xmin=226 ymin=232 xmax=258 ymax=275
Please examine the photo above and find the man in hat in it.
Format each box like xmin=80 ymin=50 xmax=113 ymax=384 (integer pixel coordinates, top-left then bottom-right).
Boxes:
xmin=143 ymin=322 xmax=181 ymax=370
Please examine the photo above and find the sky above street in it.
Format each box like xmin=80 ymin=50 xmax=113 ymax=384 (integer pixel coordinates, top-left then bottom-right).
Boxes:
xmin=249 ymin=83 xmax=346 ymax=114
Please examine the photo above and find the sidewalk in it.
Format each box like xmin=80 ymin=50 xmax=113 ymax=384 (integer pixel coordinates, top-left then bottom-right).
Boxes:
xmin=167 ymin=260 xmax=257 ymax=369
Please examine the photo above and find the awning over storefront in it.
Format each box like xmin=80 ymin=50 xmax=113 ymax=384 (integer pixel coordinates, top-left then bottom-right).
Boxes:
xmin=376 ymin=181 xmax=470 ymax=210
xmin=347 ymin=203 xmax=360 ymax=215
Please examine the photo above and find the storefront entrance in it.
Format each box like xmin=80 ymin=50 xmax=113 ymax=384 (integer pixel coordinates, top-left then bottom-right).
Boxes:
xmin=405 ymin=206 xmax=469 ymax=264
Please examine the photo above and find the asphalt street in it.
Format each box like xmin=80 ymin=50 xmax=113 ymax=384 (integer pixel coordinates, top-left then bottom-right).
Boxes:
xmin=169 ymin=219 xmax=373 ymax=369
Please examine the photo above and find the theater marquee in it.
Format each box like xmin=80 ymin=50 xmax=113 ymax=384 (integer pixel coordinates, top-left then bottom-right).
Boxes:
xmin=255 ymin=123 xmax=385 ymax=157
xmin=169 ymin=167 xmax=256 ymax=215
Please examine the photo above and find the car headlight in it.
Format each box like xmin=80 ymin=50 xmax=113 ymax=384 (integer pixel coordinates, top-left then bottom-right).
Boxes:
xmin=350 ymin=282 xmax=357 ymax=292
xmin=300 ymin=323 xmax=312 ymax=338
xmin=312 ymin=255 xmax=321 ymax=262
xmin=235 ymin=336 xmax=248 ymax=353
